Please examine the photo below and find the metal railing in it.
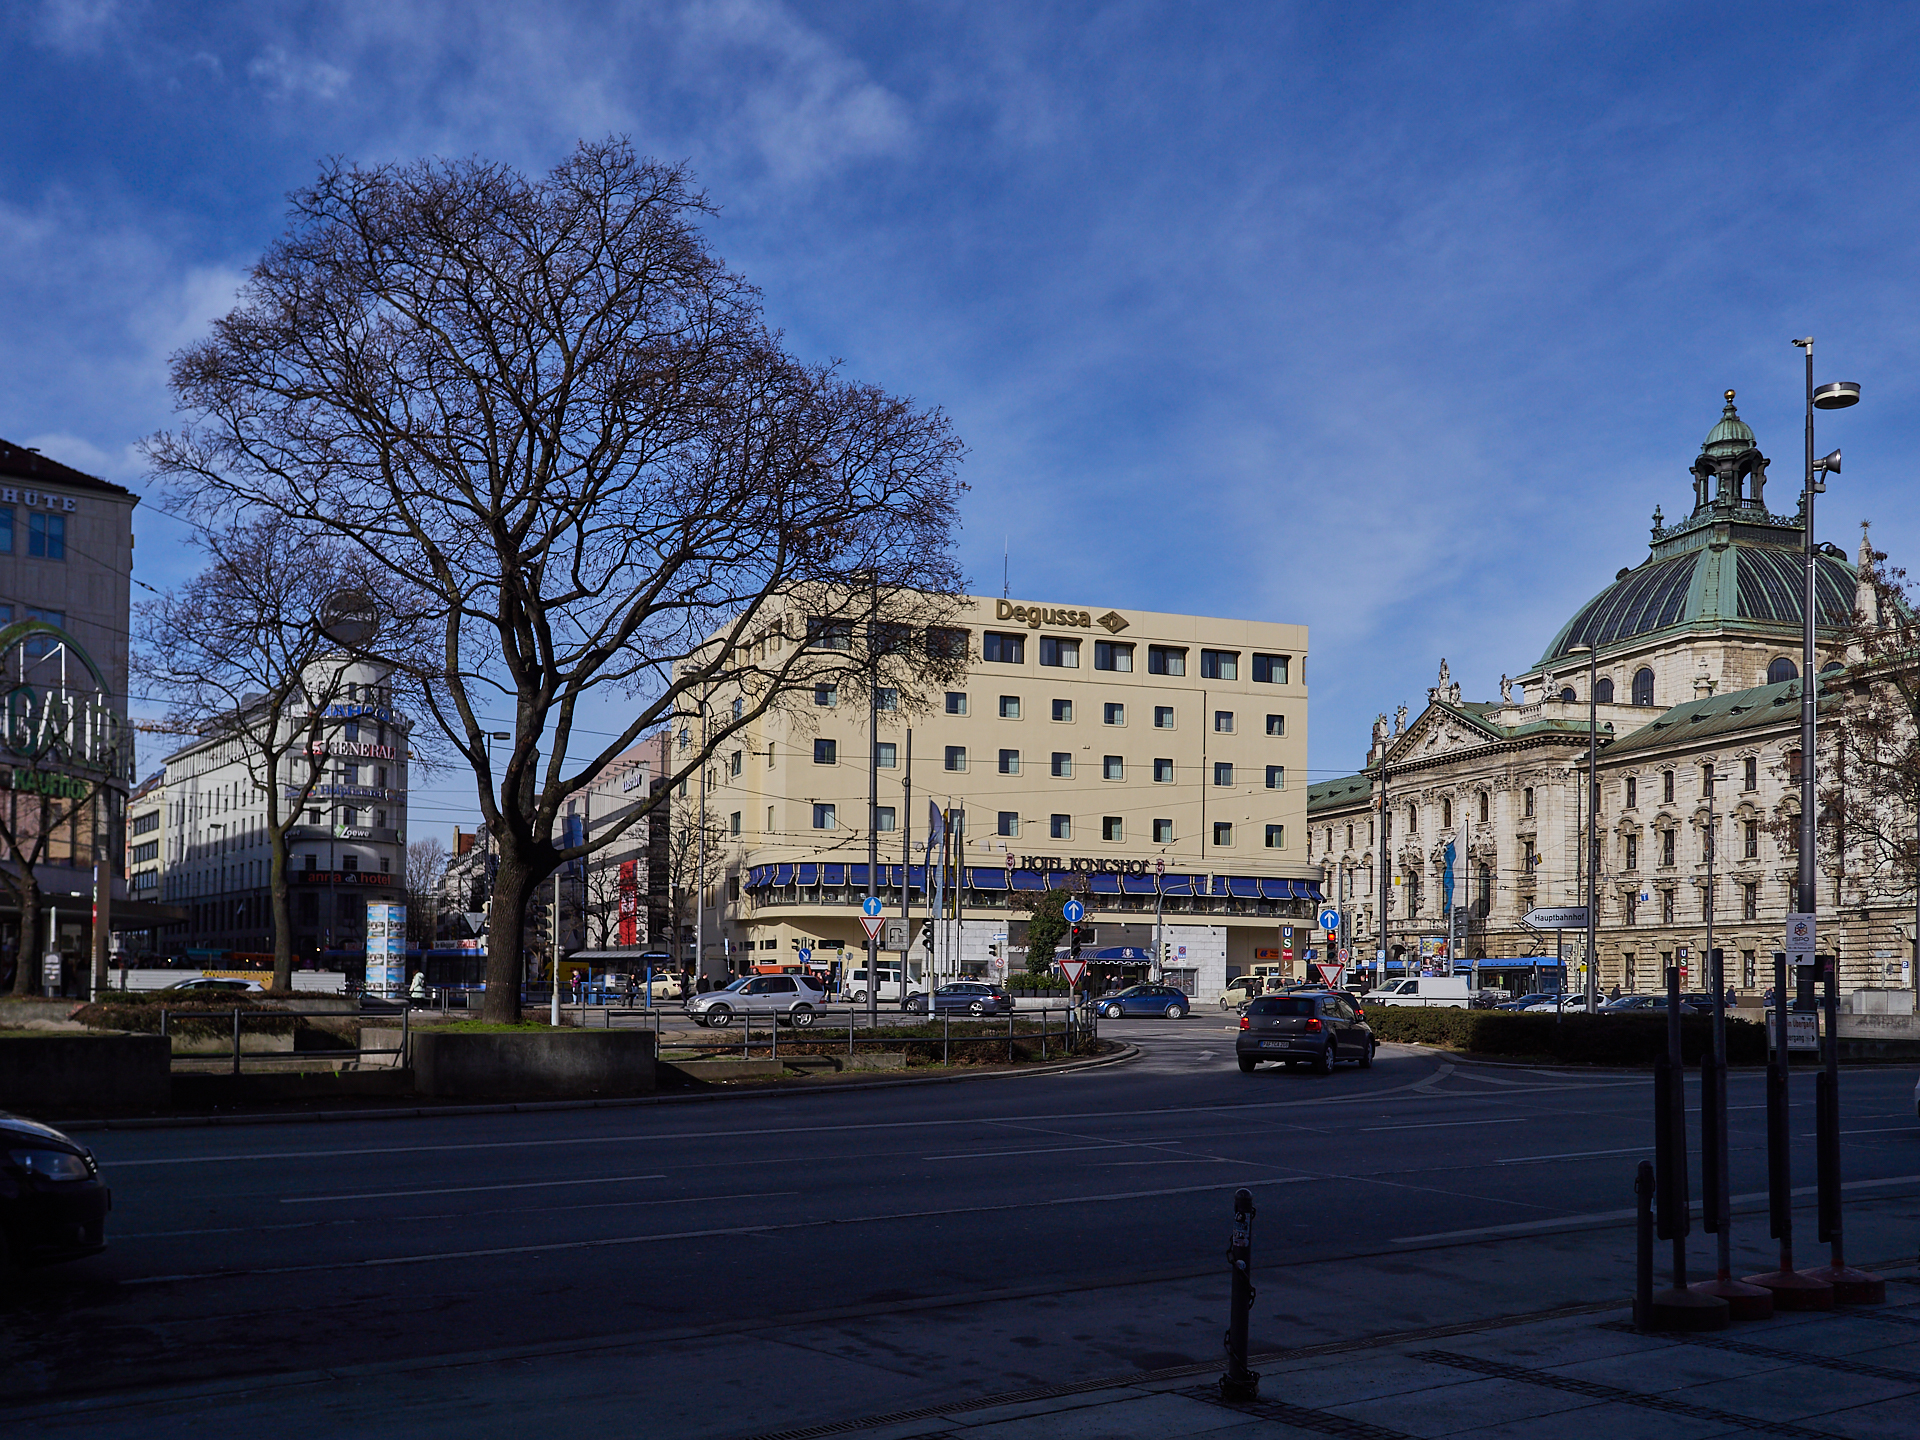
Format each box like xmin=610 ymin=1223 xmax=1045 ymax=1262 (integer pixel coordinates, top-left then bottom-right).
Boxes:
xmin=622 ymin=1003 xmax=1099 ymax=1066
xmin=158 ymin=1007 xmax=409 ymax=1074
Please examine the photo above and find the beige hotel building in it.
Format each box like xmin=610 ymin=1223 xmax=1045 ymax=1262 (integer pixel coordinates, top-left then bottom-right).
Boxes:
xmin=690 ymin=594 xmax=1319 ymax=999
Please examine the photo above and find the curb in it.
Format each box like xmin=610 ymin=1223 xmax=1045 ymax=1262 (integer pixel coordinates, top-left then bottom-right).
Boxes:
xmin=48 ymin=1042 xmax=1141 ymax=1133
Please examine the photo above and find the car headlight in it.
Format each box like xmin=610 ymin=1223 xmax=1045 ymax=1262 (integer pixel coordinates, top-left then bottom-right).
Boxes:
xmin=10 ymin=1148 xmax=92 ymax=1181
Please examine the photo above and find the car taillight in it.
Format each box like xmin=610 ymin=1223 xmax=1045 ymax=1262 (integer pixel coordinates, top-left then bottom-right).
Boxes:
xmin=1304 ymin=1017 xmax=1322 ymax=1031
xmin=1238 ymin=1015 xmax=1250 ymax=1030
xmin=1354 ymin=1008 xmax=1364 ymax=1018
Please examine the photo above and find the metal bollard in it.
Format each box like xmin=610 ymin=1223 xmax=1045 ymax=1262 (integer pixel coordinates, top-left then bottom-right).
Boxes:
xmin=1220 ymin=1187 xmax=1259 ymax=1401
xmin=232 ymin=1008 xmax=243 ymax=1076
xmin=1634 ymin=1160 xmax=1655 ymax=1328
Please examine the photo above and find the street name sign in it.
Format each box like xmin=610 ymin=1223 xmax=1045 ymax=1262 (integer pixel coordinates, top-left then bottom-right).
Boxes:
xmin=1521 ymin=905 xmax=1588 ymax=930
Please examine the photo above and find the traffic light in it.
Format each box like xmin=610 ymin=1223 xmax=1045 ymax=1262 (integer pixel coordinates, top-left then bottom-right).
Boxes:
xmin=920 ymin=923 xmax=934 ymax=954
xmin=1162 ymin=942 xmax=1173 ymax=966
xmin=1069 ymin=923 xmax=1086 ymax=958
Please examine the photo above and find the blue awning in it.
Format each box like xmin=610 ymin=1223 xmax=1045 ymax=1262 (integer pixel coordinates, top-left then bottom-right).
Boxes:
xmin=1088 ymin=873 xmax=1121 ymax=893
xmin=1160 ymin=873 xmax=1203 ymax=895
xmin=848 ymin=864 xmax=868 ymax=887
xmin=796 ymin=863 xmax=818 ymax=886
xmin=1304 ymin=881 xmax=1326 ymax=901
xmin=1090 ymin=946 xmax=1151 ymax=960
xmin=1228 ymin=877 xmax=1260 ymax=898
xmin=970 ymin=867 xmax=1007 ymax=889
xmin=1045 ymin=871 xmax=1073 ymax=890
xmin=822 ymin=863 xmax=845 ymax=886
xmin=1009 ymin=868 xmax=1045 ymax=891
xmin=774 ymin=863 xmax=794 ymax=887
xmin=908 ymin=864 xmax=928 ymax=891
xmin=1123 ymin=874 xmax=1159 ymax=894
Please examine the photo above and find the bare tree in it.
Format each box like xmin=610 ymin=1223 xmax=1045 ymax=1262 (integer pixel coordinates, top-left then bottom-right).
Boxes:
xmin=662 ymin=799 xmax=727 ymax=970
xmin=133 ymin=515 xmax=423 ymax=990
xmin=0 ymin=779 xmax=101 ymax=997
xmin=148 ymin=140 xmax=967 ymax=1020
xmin=405 ymin=836 xmax=449 ymax=947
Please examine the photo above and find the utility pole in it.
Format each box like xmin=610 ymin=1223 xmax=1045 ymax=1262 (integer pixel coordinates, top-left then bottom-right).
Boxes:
xmin=865 ymin=579 xmax=879 ymax=1022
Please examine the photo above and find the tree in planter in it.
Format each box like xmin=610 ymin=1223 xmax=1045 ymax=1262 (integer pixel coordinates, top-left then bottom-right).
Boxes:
xmin=1010 ymin=888 xmax=1072 ymax=976
xmin=148 ymin=141 xmax=967 ymax=1021
xmin=133 ymin=515 xmax=423 ymax=992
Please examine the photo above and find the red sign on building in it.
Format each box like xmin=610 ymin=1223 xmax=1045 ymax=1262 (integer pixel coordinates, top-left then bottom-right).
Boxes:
xmin=618 ymin=860 xmax=639 ymax=946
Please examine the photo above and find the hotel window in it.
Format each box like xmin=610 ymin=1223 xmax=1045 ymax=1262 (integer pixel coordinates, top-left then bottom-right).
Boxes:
xmin=1153 ymin=705 xmax=1174 ymax=728
xmin=945 ymin=691 xmax=968 ymax=715
xmin=729 ymin=751 xmax=743 ymax=776
xmin=1153 ymin=818 xmax=1174 ymax=843
xmin=876 ymin=806 xmax=897 ymax=833
xmin=1252 ymin=654 xmax=1288 ymax=684
xmin=343 ymin=853 xmax=358 ymax=871
xmin=1213 ymin=762 xmax=1233 ymax=786
xmin=1265 ymin=714 xmax=1285 ymax=736
xmin=998 ymin=811 xmax=1019 ymax=837
xmin=1662 ymin=769 xmax=1675 ymax=803
xmin=875 ymin=687 xmax=899 ymax=711
xmin=1153 ymin=758 xmax=1174 ymax=783
xmin=813 ymin=803 xmax=837 ymax=830
xmin=1050 ymin=814 xmax=1071 ymax=839
xmin=808 ymin=618 xmax=852 ymax=650
xmin=1661 ymin=889 xmax=1675 ymax=924
xmin=1039 ymin=636 xmax=1080 ymax=668
xmin=925 ymin=627 xmax=969 ymax=660
xmin=1212 ymin=821 xmax=1233 ymax=846
xmin=813 ymin=739 xmax=836 ymax=764
xmin=23 ymin=606 xmax=64 ymax=657
xmin=998 ymin=749 xmax=1020 ymax=774
xmin=814 ymin=684 xmax=836 ymax=707
xmin=1625 ymin=777 xmax=1637 ymax=809
xmin=1265 ymin=824 xmax=1284 ymax=849
xmin=1051 ymin=752 xmax=1073 ymax=778
xmin=1052 ymin=698 xmax=1073 ymax=722
xmin=999 ymin=695 xmax=1021 ymax=718
xmin=1661 ymin=829 xmax=1675 ymax=867
xmin=1744 ymin=756 xmax=1758 ymax=790
xmin=876 ymin=741 xmax=897 ymax=769
xmin=1214 ymin=710 xmax=1234 ymax=733
xmin=1103 ymin=755 xmax=1124 ymax=780
xmin=28 ymin=512 xmax=65 ymax=560
xmin=1094 ymin=640 xmax=1133 ymax=672
xmin=982 ymin=631 xmax=1025 ymax=663
xmin=1147 ymin=645 xmax=1186 ymax=676
xmin=1102 ymin=816 xmax=1123 ymax=842
xmin=1200 ymin=649 xmax=1238 ymax=680
xmin=0 ymin=507 xmax=11 ymax=553
xmin=729 ymin=811 xmax=741 ymax=835
xmin=1265 ymin=765 xmax=1285 ymax=790
xmin=1104 ymin=702 xmax=1124 ymax=725
xmin=1744 ymin=820 xmax=1758 ymax=858
xmin=1626 ymin=833 xmax=1638 ymax=868
xmin=1742 ymin=882 xmax=1758 ymax=920
xmin=944 ymin=746 xmax=967 ymax=772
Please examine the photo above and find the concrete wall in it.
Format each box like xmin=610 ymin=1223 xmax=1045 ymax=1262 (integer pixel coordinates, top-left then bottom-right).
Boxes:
xmin=412 ymin=1029 xmax=657 ymax=1099
xmin=0 ymin=1033 xmax=170 ymax=1116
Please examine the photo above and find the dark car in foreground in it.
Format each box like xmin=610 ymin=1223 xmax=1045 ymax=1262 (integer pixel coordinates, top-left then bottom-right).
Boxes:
xmin=905 ymin=982 xmax=1015 ymax=1015
xmin=1236 ymin=991 xmax=1374 ymax=1073
xmin=1 ymin=1112 xmax=109 ymax=1275
xmin=1095 ymin=984 xmax=1191 ymax=1019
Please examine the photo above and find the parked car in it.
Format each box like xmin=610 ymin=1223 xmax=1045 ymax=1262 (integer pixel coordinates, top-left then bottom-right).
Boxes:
xmin=613 ymin=972 xmax=683 ymax=1003
xmin=1 ymin=1112 xmax=109 ymax=1276
xmin=160 ymin=976 xmax=264 ymax=993
xmin=846 ymin=965 xmax=929 ymax=1009
xmin=1096 ymin=984 xmax=1192 ymax=1019
xmin=1236 ymin=992 xmax=1375 ymax=1073
xmin=906 ymin=982 xmax=1015 ymax=1015
xmin=686 ymin=973 xmax=825 ymax=1028
xmin=1361 ymin=976 xmax=1472 ymax=1008
xmin=1495 ymin=992 xmax=1559 ymax=1011
xmin=1216 ymin=975 xmax=1267 ymax=1010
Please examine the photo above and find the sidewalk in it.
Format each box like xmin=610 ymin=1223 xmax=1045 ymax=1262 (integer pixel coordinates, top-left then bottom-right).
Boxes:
xmin=743 ymin=1271 xmax=1920 ymax=1440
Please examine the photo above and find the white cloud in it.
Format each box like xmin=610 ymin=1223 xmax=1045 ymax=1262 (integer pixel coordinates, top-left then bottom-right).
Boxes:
xmin=31 ymin=0 xmax=120 ymax=56
xmin=246 ymin=44 xmax=349 ymax=102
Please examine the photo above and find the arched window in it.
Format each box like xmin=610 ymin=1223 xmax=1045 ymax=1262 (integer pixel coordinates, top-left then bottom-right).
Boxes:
xmin=1820 ymin=660 xmax=1843 ymax=674
xmin=1478 ymin=792 xmax=1489 ymax=823
xmin=1442 ymin=797 xmax=1453 ymax=828
xmin=1407 ymin=802 xmax=1418 ymax=831
xmin=1768 ymin=657 xmax=1798 ymax=684
xmin=1632 ymin=668 xmax=1655 ymax=706
xmin=1595 ymin=677 xmax=1615 ymax=703
xmin=1523 ymin=786 xmax=1535 ymax=817
xmin=1559 ymin=687 xmax=1576 ymax=702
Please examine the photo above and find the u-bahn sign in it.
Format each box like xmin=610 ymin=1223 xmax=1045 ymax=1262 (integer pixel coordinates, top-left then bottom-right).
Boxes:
xmin=0 ymin=619 xmax=130 ymax=792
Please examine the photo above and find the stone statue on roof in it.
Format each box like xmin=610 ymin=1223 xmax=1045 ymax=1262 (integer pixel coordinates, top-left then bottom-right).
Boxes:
xmin=1393 ymin=704 xmax=1408 ymax=736
xmin=1499 ymin=673 xmax=1513 ymax=703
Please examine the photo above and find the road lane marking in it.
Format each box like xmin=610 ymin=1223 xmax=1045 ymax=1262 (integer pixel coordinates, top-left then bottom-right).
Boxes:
xmin=923 ymin=1143 xmax=1132 ymax=1161
xmin=1364 ymin=1118 xmax=1529 ymax=1132
xmin=1392 ymin=1172 xmax=1920 ymax=1243
xmin=124 ymin=1190 xmax=800 ymax=1238
xmin=1494 ymin=1146 xmax=1652 ymax=1165
xmin=121 ymin=1175 xmax=1319 ymax=1286
xmin=281 ymin=1173 xmax=667 ymax=1204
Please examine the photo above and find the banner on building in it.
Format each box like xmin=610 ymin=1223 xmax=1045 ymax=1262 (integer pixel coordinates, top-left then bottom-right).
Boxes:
xmin=618 ymin=860 xmax=639 ymax=946
xmin=365 ymin=901 xmax=408 ymax=997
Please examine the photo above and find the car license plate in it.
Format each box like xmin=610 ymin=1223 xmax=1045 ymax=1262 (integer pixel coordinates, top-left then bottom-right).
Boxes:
xmin=1259 ymin=1040 xmax=1290 ymax=1049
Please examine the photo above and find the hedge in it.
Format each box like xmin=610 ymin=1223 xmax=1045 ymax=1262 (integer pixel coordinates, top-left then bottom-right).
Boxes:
xmin=1363 ymin=1006 xmax=1765 ymax=1065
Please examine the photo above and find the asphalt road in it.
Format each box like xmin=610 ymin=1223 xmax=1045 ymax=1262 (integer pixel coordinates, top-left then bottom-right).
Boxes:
xmin=6 ymin=1020 xmax=1918 ymax=1437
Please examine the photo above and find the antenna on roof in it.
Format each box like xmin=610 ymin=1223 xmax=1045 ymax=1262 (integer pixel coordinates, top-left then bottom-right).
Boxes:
xmin=1003 ymin=536 xmax=1010 ymax=599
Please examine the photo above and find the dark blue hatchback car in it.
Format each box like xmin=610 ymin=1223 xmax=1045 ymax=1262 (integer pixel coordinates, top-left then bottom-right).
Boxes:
xmin=1095 ymin=984 xmax=1191 ymax=1019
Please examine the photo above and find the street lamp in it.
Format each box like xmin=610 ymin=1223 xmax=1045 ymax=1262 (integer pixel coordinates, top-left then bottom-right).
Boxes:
xmin=1568 ymin=645 xmax=1600 ymax=1012
xmin=1790 ymin=340 xmax=1859 ymax=943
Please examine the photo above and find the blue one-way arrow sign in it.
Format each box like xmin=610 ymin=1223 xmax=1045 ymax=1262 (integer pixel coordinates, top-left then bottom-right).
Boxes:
xmin=1062 ymin=899 xmax=1085 ymax=924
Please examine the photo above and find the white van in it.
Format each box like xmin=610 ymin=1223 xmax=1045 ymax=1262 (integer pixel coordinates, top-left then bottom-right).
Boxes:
xmin=1361 ymin=976 xmax=1472 ymax=1008
xmin=846 ymin=965 xmax=930 ymax=1008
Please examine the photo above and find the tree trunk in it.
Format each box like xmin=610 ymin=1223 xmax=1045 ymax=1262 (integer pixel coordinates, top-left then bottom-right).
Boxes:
xmin=270 ymin=819 xmax=294 ymax=993
xmin=9 ymin=884 xmax=41 ymax=997
xmin=481 ymin=847 xmax=533 ymax=1023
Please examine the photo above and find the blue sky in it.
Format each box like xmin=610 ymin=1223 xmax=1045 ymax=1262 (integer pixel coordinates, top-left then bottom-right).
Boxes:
xmin=5 ymin=1 xmax=1920 ymax=843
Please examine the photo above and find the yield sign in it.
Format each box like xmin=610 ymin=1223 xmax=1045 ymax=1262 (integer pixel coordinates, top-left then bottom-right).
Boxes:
xmin=1058 ymin=958 xmax=1088 ymax=987
xmin=860 ymin=914 xmax=886 ymax=942
xmin=1314 ymin=963 xmax=1345 ymax=990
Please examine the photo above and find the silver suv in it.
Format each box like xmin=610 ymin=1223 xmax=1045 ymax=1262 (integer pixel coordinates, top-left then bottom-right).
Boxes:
xmin=688 ymin=974 xmax=826 ymax=1028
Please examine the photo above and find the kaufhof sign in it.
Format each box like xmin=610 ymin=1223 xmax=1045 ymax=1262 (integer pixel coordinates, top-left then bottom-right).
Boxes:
xmin=0 ymin=618 xmax=130 ymax=794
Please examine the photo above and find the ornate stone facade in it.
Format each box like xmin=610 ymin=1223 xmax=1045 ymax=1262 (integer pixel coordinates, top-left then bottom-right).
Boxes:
xmin=1309 ymin=395 xmax=1915 ymax=997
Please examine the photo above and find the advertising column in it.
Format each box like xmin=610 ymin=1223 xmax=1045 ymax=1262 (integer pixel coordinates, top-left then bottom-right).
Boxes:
xmin=366 ymin=901 xmax=408 ymax=997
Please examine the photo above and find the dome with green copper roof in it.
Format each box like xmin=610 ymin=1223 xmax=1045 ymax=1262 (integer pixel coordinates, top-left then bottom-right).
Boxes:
xmin=1700 ymin=388 xmax=1755 ymax=458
